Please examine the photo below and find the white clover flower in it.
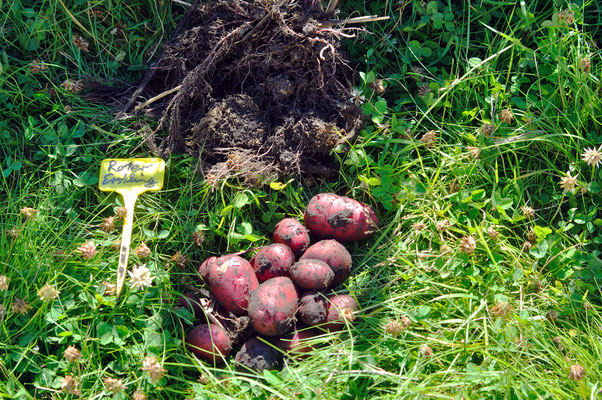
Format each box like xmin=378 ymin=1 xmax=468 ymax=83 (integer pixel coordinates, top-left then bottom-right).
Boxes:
xmin=559 ymin=171 xmax=579 ymax=193
xmin=582 ymin=146 xmax=602 ymax=168
xmin=38 ymin=284 xmax=60 ymax=301
xmin=128 ymin=264 xmax=154 ymax=291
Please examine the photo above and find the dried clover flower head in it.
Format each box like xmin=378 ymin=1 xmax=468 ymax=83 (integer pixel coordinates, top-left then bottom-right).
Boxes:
xmin=78 ymin=240 xmax=97 ymax=260
xmin=499 ymin=108 xmax=514 ymax=124
xmin=371 ymin=78 xmax=386 ymax=93
xmin=579 ymin=58 xmax=591 ymax=73
xmin=61 ymin=375 xmax=80 ymax=395
xmin=384 ymin=320 xmax=407 ymax=337
xmin=61 ymin=79 xmax=83 ymax=93
xmin=341 ymin=307 xmax=356 ymax=322
xmin=559 ymin=171 xmax=579 ymax=193
xmin=198 ymin=374 xmax=210 ymax=385
xmin=0 ymin=276 xmax=9 ymax=291
xmin=417 ymin=84 xmax=432 ymax=97
xmin=522 ymin=241 xmax=533 ymax=251
xmin=491 ymin=301 xmax=512 ymax=318
xmin=102 ymin=216 xmax=116 ymax=232
xmin=12 ymin=298 xmax=32 ymax=314
xmin=420 ymin=130 xmax=437 ymax=147
xmin=135 ymin=242 xmax=151 ymax=259
xmin=29 ymin=59 xmax=47 ymax=73
xmin=467 ymin=146 xmax=480 ymax=159
xmin=192 ymin=231 xmax=205 ymax=247
xmin=487 ymin=226 xmax=499 ymax=240
xmin=526 ymin=228 xmax=537 ymax=243
xmin=64 ymin=346 xmax=82 ymax=363
xmin=412 ymin=222 xmax=426 ymax=232
xmin=400 ymin=316 xmax=412 ymax=329
xmin=460 ymin=235 xmax=476 ymax=254
xmin=546 ymin=310 xmax=558 ymax=322
xmin=128 ymin=264 xmax=154 ymax=291
xmin=171 ymin=251 xmax=190 ymax=268
xmin=521 ymin=206 xmax=535 ymax=219
xmin=110 ymin=240 xmax=122 ymax=252
xmin=103 ymin=377 xmax=126 ymax=393
xmin=449 ymin=180 xmax=460 ymax=193
xmin=6 ymin=226 xmax=20 ymax=238
xmin=38 ymin=284 xmax=60 ymax=301
xmin=20 ymin=207 xmax=38 ymax=220
xmin=102 ymin=281 xmax=117 ymax=296
xmin=582 ymin=146 xmax=602 ymax=168
xmin=115 ymin=207 xmax=128 ymax=219
xmin=133 ymin=390 xmax=148 ymax=400
xmin=557 ymin=9 xmax=575 ymax=24
xmin=440 ymin=244 xmax=452 ymax=254
xmin=480 ymin=123 xmax=496 ymax=136
xmin=141 ymin=356 xmax=166 ymax=383
xmin=420 ymin=344 xmax=433 ymax=357
xmin=436 ymin=220 xmax=450 ymax=232
xmin=72 ymin=35 xmax=89 ymax=51
xmin=569 ymin=364 xmax=585 ymax=380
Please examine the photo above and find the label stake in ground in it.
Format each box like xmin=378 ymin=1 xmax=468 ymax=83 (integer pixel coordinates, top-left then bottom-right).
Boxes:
xmin=99 ymin=158 xmax=165 ymax=300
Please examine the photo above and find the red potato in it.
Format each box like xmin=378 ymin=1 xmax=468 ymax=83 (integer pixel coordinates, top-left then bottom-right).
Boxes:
xmin=235 ymin=337 xmax=283 ymax=372
xmin=297 ymin=291 xmax=328 ymax=326
xmin=251 ymin=243 xmax=295 ymax=283
xmin=290 ymin=259 xmax=334 ymax=290
xmin=300 ymin=240 xmax=352 ymax=287
xmin=248 ymin=277 xmax=298 ymax=336
xmin=323 ymin=294 xmax=359 ymax=331
xmin=273 ymin=218 xmax=311 ymax=256
xmin=276 ymin=327 xmax=321 ymax=356
xmin=187 ymin=324 xmax=232 ymax=365
xmin=208 ymin=255 xmax=258 ymax=315
xmin=304 ymin=193 xmax=379 ymax=242
xmin=197 ymin=256 xmax=218 ymax=283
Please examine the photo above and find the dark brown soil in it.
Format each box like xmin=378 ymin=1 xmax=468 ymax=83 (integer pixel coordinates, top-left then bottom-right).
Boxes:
xmin=131 ymin=0 xmax=362 ymax=184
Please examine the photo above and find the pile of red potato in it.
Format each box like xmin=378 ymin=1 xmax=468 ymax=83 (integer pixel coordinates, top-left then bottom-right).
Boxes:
xmin=183 ymin=193 xmax=379 ymax=371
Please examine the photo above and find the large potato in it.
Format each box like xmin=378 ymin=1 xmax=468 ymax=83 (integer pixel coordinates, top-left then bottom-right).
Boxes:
xmin=290 ymin=259 xmax=334 ymax=290
xmin=248 ymin=277 xmax=298 ymax=336
xmin=300 ymin=240 xmax=352 ymax=287
xmin=208 ymin=255 xmax=258 ymax=315
xmin=251 ymin=243 xmax=295 ymax=283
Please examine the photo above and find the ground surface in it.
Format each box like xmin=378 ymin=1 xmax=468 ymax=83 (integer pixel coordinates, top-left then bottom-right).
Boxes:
xmin=0 ymin=1 xmax=601 ymax=399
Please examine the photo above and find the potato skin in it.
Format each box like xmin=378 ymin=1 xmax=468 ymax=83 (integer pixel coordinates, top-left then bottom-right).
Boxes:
xmin=324 ymin=294 xmax=359 ymax=331
xmin=248 ymin=277 xmax=299 ymax=336
xmin=276 ymin=327 xmax=321 ymax=356
xmin=297 ymin=291 xmax=328 ymax=326
xmin=197 ymin=256 xmax=218 ymax=283
xmin=273 ymin=218 xmax=311 ymax=257
xmin=290 ymin=259 xmax=334 ymax=290
xmin=251 ymin=243 xmax=295 ymax=283
xmin=187 ymin=324 xmax=232 ymax=365
xmin=304 ymin=193 xmax=379 ymax=242
xmin=235 ymin=337 xmax=283 ymax=372
xmin=208 ymin=255 xmax=258 ymax=315
xmin=300 ymin=240 xmax=352 ymax=287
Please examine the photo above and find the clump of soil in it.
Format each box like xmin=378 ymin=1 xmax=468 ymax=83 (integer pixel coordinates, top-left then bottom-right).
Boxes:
xmin=134 ymin=0 xmax=362 ymax=184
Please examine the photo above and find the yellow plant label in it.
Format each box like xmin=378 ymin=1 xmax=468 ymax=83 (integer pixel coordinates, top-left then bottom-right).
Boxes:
xmin=99 ymin=158 xmax=165 ymax=193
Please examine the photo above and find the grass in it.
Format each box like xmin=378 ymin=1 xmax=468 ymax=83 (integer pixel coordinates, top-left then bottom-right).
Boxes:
xmin=1 ymin=0 xmax=601 ymax=399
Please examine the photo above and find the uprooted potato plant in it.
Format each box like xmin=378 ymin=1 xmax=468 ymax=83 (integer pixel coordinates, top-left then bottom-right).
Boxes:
xmin=131 ymin=0 xmax=364 ymax=185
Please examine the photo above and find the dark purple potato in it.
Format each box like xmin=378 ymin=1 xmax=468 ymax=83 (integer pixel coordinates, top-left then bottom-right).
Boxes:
xmin=179 ymin=293 xmax=204 ymax=321
xmin=298 ymin=291 xmax=328 ymax=326
xmin=324 ymin=294 xmax=359 ymax=331
xmin=248 ymin=277 xmax=299 ymax=336
xmin=273 ymin=218 xmax=311 ymax=257
xmin=290 ymin=259 xmax=334 ymax=290
xmin=187 ymin=324 xmax=232 ymax=365
xmin=252 ymin=243 xmax=295 ymax=283
xmin=300 ymin=240 xmax=352 ymax=287
xmin=235 ymin=337 xmax=283 ymax=372
xmin=208 ymin=255 xmax=259 ymax=315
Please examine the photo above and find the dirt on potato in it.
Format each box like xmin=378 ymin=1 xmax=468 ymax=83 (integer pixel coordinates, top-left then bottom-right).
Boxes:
xmin=129 ymin=0 xmax=363 ymax=184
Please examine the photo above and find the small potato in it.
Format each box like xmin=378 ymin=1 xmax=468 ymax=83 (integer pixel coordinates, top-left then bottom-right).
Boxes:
xmin=297 ymin=291 xmax=328 ymax=326
xmin=235 ymin=337 xmax=283 ymax=372
xmin=252 ymin=243 xmax=295 ymax=283
xmin=324 ymin=294 xmax=359 ymax=331
xmin=276 ymin=327 xmax=321 ymax=356
xmin=273 ymin=218 xmax=311 ymax=257
xmin=290 ymin=259 xmax=334 ymax=290
xmin=187 ymin=324 xmax=232 ymax=365
xmin=300 ymin=240 xmax=352 ymax=287
xmin=248 ymin=277 xmax=298 ymax=336
xmin=208 ymin=255 xmax=258 ymax=315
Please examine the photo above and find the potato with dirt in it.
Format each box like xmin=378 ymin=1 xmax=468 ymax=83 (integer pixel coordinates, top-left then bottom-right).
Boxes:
xmin=187 ymin=324 xmax=232 ymax=365
xmin=248 ymin=277 xmax=299 ymax=336
xmin=297 ymin=291 xmax=328 ymax=326
xmin=300 ymin=240 xmax=352 ymax=287
xmin=235 ymin=337 xmax=283 ymax=372
xmin=197 ymin=256 xmax=218 ymax=283
xmin=304 ymin=193 xmax=379 ymax=242
xmin=251 ymin=243 xmax=295 ymax=283
xmin=208 ymin=255 xmax=258 ymax=315
xmin=324 ymin=294 xmax=359 ymax=331
xmin=290 ymin=259 xmax=334 ymax=290
xmin=272 ymin=218 xmax=311 ymax=257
